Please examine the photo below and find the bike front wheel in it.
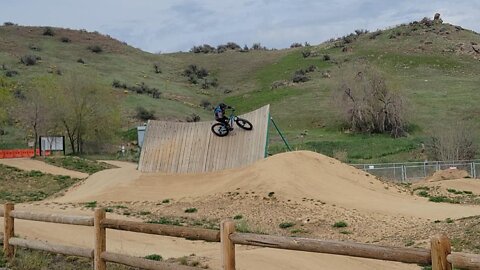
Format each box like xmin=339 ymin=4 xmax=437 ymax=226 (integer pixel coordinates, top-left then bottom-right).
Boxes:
xmin=235 ymin=118 xmax=253 ymax=130
xmin=211 ymin=123 xmax=230 ymax=137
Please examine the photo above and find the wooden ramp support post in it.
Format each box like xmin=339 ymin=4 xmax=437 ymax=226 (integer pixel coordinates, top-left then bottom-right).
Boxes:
xmin=431 ymin=234 xmax=452 ymax=270
xmin=221 ymin=220 xmax=236 ymax=270
xmin=3 ymin=203 xmax=14 ymax=259
xmin=94 ymin=208 xmax=106 ymax=270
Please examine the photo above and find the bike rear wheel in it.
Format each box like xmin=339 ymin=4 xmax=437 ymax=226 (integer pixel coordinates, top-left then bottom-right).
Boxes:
xmin=211 ymin=123 xmax=230 ymax=137
xmin=235 ymin=118 xmax=253 ymax=130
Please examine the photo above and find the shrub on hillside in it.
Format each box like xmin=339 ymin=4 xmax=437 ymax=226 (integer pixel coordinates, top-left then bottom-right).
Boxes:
xmin=43 ymin=27 xmax=55 ymax=36
xmin=333 ymin=64 xmax=407 ymax=138
xmin=186 ymin=113 xmax=201 ymax=122
xmin=251 ymin=43 xmax=267 ymax=50
xmin=183 ymin=64 xmax=209 ymax=85
xmin=153 ymin=63 xmax=161 ymax=73
xmin=20 ymin=55 xmax=40 ymax=66
xmin=323 ymin=54 xmax=331 ymax=61
xmin=5 ymin=70 xmax=19 ymax=77
xmin=240 ymin=45 xmax=249 ymax=52
xmin=354 ymin=29 xmax=369 ymax=36
xmin=60 ymin=37 xmax=71 ymax=43
xmin=3 ymin=22 xmax=16 ymax=26
xmin=369 ymin=30 xmax=383 ymax=39
xmin=87 ymin=45 xmax=103 ymax=53
xmin=302 ymin=50 xmax=311 ymax=58
xmin=190 ymin=44 xmax=215 ymax=54
xmin=29 ymin=44 xmax=41 ymax=51
xmin=292 ymin=73 xmax=309 ymax=83
xmin=135 ymin=106 xmax=156 ymax=121
xmin=426 ymin=122 xmax=477 ymax=160
xmin=200 ymin=100 xmax=212 ymax=109
xmin=77 ymin=58 xmax=85 ymax=64
xmin=290 ymin=42 xmax=303 ymax=48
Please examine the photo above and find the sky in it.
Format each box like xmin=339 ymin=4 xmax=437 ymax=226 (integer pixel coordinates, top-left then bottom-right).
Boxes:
xmin=1 ymin=0 xmax=479 ymax=53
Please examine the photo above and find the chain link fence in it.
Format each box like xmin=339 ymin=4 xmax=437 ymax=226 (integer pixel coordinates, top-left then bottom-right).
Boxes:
xmin=351 ymin=160 xmax=480 ymax=183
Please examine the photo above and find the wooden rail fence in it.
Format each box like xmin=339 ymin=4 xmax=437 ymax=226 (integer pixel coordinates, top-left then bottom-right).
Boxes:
xmin=1 ymin=204 xmax=480 ymax=270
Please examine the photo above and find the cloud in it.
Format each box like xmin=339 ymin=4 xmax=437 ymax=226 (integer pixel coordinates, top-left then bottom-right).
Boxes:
xmin=0 ymin=0 xmax=478 ymax=52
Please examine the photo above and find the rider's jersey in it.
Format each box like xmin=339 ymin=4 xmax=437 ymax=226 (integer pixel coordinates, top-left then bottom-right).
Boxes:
xmin=214 ymin=105 xmax=224 ymax=119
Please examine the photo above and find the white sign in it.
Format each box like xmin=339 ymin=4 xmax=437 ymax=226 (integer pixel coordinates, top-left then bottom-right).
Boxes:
xmin=40 ymin=136 xmax=64 ymax=151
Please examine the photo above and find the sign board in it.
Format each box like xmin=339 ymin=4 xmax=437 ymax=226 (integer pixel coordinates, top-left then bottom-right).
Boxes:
xmin=40 ymin=136 xmax=64 ymax=151
xmin=137 ymin=126 xmax=147 ymax=147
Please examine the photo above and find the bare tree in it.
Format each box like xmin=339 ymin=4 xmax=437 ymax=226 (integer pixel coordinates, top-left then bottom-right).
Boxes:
xmin=18 ymin=76 xmax=56 ymax=157
xmin=427 ymin=122 xmax=477 ymax=161
xmin=52 ymin=74 xmax=120 ymax=154
xmin=333 ymin=64 xmax=408 ymax=137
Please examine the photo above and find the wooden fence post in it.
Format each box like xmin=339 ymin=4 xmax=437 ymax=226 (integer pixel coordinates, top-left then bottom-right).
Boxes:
xmin=94 ymin=208 xmax=106 ymax=270
xmin=221 ymin=220 xmax=236 ymax=270
xmin=431 ymin=234 xmax=452 ymax=270
xmin=3 ymin=203 xmax=14 ymax=259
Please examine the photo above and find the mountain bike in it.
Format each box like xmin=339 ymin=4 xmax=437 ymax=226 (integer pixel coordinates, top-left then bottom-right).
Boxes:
xmin=211 ymin=108 xmax=253 ymax=137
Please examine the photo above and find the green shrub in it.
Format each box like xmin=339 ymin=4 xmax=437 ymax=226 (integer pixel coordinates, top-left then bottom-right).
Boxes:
xmin=87 ymin=45 xmax=102 ymax=53
xmin=268 ymin=192 xmax=275 ymax=197
xmin=333 ymin=221 xmax=348 ymax=228
xmin=233 ymin=214 xmax=243 ymax=220
xmin=148 ymin=217 xmax=182 ymax=226
xmin=446 ymin=218 xmax=454 ymax=223
xmin=418 ymin=190 xmax=429 ymax=197
xmin=279 ymin=222 xmax=295 ymax=229
xmin=162 ymin=199 xmax=170 ymax=203
xmin=20 ymin=55 xmax=39 ymax=66
xmin=84 ymin=201 xmax=97 ymax=208
xmin=145 ymin=254 xmax=163 ymax=261
xmin=184 ymin=208 xmax=197 ymax=213
xmin=135 ymin=106 xmax=156 ymax=121
xmin=60 ymin=37 xmax=71 ymax=43
xmin=429 ymin=196 xmax=455 ymax=203
xmin=139 ymin=211 xmax=151 ymax=215
xmin=43 ymin=27 xmax=55 ymax=36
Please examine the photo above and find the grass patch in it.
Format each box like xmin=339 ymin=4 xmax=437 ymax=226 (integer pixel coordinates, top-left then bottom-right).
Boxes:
xmin=147 ymin=217 xmax=182 ymax=226
xmin=279 ymin=222 xmax=295 ymax=229
xmin=43 ymin=156 xmax=115 ymax=174
xmin=144 ymin=254 xmax=163 ymax=261
xmin=184 ymin=208 xmax=198 ymax=213
xmin=340 ymin=230 xmax=352 ymax=235
xmin=84 ymin=201 xmax=97 ymax=208
xmin=139 ymin=211 xmax=151 ymax=215
xmin=428 ymin=196 xmax=457 ymax=203
xmin=447 ymin=188 xmax=464 ymax=195
xmin=0 ymin=164 xmax=80 ymax=203
xmin=417 ymin=190 xmax=429 ymax=197
xmin=235 ymin=219 xmax=252 ymax=233
xmin=333 ymin=221 xmax=348 ymax=228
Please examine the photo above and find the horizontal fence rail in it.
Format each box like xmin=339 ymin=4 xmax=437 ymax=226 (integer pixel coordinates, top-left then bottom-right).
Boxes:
xmin=9 ymin=237 xmax=93 ymax=258
xmin=2 ymin=204 xmax=480 ymax=270
xmin=102 ymin=218 xmax=220 ymax=242
xmin=229 ymin=232 xmax=431 ymax=264
xmin=11 ymin=210 xmax=93 ymax=226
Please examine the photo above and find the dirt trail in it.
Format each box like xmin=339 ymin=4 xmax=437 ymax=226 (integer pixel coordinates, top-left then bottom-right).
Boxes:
xmin=56 ymin=151 xmax=480 ymax=220
xmin=4 ymin=151 xmax=480 ymax=270
xmin=0 ymin=158 xmax=88 ymax=179
xmin=0 ymin=209 xmax=420 ymax=270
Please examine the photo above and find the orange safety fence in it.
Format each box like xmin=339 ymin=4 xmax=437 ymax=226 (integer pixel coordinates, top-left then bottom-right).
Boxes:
xmin=0 ymin=149 xmax=51 ymax=159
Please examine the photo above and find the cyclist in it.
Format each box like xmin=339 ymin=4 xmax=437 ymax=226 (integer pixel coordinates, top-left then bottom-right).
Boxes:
xmin=213 ymin=103 xmax=233 ymax=130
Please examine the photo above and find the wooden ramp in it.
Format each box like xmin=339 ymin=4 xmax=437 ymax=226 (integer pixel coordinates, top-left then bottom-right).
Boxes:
xmin=138 ymin=105 xmax=270 ymax=173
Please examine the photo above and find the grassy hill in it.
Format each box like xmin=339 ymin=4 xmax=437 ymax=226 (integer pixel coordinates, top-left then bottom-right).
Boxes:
xmin=1 ymin=18 xmax=480 ymax=163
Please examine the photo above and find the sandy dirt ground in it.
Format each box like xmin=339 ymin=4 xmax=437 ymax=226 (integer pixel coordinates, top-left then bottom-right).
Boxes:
xmin=0 ymin=158 xmax=88 ymax=179
xmin=56 ymin=151 xmax=479 ymax=220
xmin=2 ymin=151 xmax=480 ymax=270
xmin=415 ymin=178 xmax=480 ymax=194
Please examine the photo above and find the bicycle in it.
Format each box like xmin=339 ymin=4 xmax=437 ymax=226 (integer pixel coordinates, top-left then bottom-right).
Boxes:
xmin=211 ymin=108 xmax=253 ymax=137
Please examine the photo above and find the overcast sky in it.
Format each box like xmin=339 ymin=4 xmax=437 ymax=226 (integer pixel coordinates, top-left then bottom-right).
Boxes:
xmin=1 ymin=0 xmax=479 ymax=53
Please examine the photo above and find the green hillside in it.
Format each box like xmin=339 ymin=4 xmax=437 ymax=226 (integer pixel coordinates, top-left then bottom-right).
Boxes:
xmin=1 ymin=18 xmax=479 ymax=162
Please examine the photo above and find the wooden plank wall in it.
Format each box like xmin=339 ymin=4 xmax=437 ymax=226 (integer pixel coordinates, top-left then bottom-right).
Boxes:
xmin=138 ymin=105 xmax=270 ymax=174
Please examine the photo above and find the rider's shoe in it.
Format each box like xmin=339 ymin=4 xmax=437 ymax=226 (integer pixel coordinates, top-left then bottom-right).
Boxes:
xmin=228 ymin=127 xmax=233 ymax=131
